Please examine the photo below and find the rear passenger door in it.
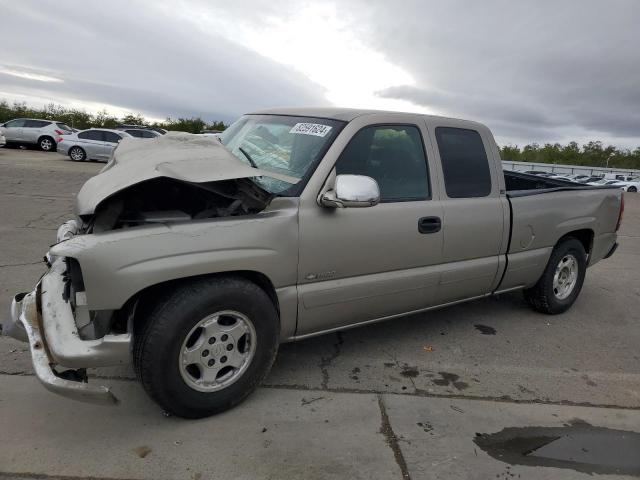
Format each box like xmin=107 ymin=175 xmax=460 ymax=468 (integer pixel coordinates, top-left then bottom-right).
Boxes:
xmin=297 ymin=119 xmax=444 ymax=336
xmin=428 ymin=122 xmax=508 ymax=303
xmin=22 ymin=120 xmax=49 ymax=143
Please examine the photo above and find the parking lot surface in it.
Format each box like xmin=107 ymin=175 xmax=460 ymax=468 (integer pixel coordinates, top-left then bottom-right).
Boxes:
xmin=1 ymin=148 xmax=639 ymax=479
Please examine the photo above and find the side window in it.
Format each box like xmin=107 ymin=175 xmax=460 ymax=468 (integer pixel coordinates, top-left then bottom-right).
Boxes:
xmin=103 ymin=132 xmax=122 ymax=143
xmin=5 ymin=119 xmax=26 ymax=128
xmin=435 ymin=127 xmax=492 ymax=198
xmin=126 ymin=129 xmax=143 ymax=138
xmin=141 ymin=130 xmax=157 ymax=138
xmin=24 ymin=120 xmax=49 ymax=128
xmin=78 ymin=130 xmax=103 ymax=141
xmin=335 ymin=125 xmax=430 ymax=202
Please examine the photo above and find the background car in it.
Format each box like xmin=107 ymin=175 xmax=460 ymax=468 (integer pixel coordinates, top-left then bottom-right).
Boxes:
xmin=0 ymin=118 xmax=73 ymax=151
xmin=57 ymin=128 xmax=132 ymax=162
xmin=116 ymin=124 xmax=167 ymax=135
xmin=614 ymin=180 xmax=640 ymax=192
xmin=588 ymin=178 xmax=623 ymax=186
xmin=121 ymin=128 xmax=161 ymax=138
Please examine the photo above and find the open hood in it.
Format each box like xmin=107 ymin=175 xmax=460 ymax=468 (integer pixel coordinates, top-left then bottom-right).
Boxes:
xmin=75 ymin=133 xmax=299 ymax=216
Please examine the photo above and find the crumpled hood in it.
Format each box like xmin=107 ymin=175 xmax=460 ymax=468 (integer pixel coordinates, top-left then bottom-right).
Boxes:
xmin=75 ymin=133 xmax=299 ymax=215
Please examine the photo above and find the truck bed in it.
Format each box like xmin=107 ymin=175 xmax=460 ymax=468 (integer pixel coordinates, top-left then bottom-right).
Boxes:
xmin=504 ymin=170 xmax=620 ymax=197
xmin=497 ymin=171 xmax=622 ymax=293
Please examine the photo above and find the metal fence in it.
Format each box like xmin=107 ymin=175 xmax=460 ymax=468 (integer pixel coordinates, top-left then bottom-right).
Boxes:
xmin=502 ymin=160 xmax=640 ymax=177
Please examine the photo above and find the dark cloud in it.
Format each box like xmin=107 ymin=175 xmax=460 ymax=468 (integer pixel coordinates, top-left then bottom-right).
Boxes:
xmin=2 ymin=0 xmax=638 ymax=147
xmin=1 ymin=1 xmax=328 ymax=122
xmin=347 ymin=0 xmax=640 ymax=146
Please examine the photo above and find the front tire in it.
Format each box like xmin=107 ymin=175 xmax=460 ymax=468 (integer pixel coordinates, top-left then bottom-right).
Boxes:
xmin=69 ymin=146 xmax=86 ymax=161
xmin=134 ymin=276 xmax=279 ymax=418
xmin=523 ymin=238 xmax=587 ymax=314
xmin=628 ymin=186 xmax=637 ymax=193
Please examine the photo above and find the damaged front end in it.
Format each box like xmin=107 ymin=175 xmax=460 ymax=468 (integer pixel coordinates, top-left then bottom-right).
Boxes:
xmin=84 ymin=176 xmax=274 ymax=234
xmin=4 ymin=133 xmax=299 ymax=405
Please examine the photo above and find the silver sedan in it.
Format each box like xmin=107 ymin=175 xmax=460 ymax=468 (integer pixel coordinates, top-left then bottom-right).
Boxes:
xmin=57 ymin=128 xmax=133 ymax=162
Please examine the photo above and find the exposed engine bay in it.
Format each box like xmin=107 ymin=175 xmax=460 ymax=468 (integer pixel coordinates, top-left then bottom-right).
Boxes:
xmin=82 ymin=177 xmax=274 ymax=233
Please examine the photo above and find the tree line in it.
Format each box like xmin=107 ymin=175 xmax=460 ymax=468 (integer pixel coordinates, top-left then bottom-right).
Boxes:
xmin=500 ymin=142 xmax=640 ymax=170
xmin=0 ymin=99 xmax=227 ymax=134
xmin=2 ymin=99 xmax=639 ymax=169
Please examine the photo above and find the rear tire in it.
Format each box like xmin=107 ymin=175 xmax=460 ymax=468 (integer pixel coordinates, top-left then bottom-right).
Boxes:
xmin=134 ymin=276 xmax=279 ymax=418
xmin=39 ymin=136 xmax=56 ymax=152
xmin=523 ymin=238 xmax=587 ymax=314
xmin=69 ymin=146 xmax=86 ymax=161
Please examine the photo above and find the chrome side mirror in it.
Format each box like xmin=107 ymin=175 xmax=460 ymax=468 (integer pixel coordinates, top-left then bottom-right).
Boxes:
xmin=320 ymin=174 xmax=380 ymax=208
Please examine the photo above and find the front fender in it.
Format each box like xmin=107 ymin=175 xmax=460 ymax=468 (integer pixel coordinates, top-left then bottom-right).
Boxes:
xmin=50 ymin=205 xmax=299 ymax=312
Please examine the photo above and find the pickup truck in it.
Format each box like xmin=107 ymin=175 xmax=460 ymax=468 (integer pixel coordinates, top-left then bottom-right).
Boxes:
xmin=5 ymin=108 xmax=624 ymax=418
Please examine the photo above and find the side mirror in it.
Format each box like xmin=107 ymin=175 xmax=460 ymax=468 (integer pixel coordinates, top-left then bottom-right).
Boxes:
xmin=320 ymin=174 xmax=380 ymax=208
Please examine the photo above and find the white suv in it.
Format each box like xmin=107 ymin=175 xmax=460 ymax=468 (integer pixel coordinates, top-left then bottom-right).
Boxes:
xmin=0 ymin=118 xmax=73 ymax=152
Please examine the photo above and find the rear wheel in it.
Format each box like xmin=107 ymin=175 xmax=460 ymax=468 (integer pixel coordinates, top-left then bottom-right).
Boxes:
xmin=134 ymin=276 xmax=279 ymax=418
xmin=69 ymin=146 xmax=86 ymax=161
xmin=523 ymin=238 xmax=587 ymax=314
xmin=39 ymin=136 xmax=55 ymax=152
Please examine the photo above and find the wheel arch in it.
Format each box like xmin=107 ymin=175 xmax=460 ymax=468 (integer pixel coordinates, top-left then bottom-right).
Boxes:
xmin=129 ymin=270 xmax=281 ymax=331
xmin=556 ymin=228 xmax=593 ymax=256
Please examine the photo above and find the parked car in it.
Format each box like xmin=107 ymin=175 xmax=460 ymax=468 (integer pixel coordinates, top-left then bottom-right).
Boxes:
xmin=57 ymin=128 xmax=132 ymax=162
xmin=0 ymin=118 xmax=73 ymax=151
xmin=5 ymin=108 xmax=623 ymax=418
xmin=116 ymin=124 xmax=167 ymax=135
xmin=122 ymin=128 xmax=161 ymax=139
xmin=587 ymin=179 xmax=622 ymax=186
xmin=575 ymin=176 xmax=604 ymax=184
xmin=614 ymin=180 xmax=639 ymax=192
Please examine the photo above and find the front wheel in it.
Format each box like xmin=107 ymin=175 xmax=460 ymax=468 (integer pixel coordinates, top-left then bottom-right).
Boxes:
xmin=628 ymin=186 xmax=637 ymax=193
xmin=69 ymin=146 xmax=86 ymax=161
xmin=523 ymin=238 xmax=587 ymax=314
xmin=134 ymin=276 xmax=279 ymax=418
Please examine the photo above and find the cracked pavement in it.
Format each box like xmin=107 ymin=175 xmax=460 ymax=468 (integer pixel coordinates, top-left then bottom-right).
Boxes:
xmin=1 ymin=149 xmax=639 ymax=479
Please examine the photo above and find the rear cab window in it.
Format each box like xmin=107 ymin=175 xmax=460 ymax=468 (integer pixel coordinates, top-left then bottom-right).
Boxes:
xmin=435 ymin=127 xmax=492 ymax=198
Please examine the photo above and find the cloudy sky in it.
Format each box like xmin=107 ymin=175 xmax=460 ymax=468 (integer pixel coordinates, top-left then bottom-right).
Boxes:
xmin=2 ymin=0 xmax=639 ymax=148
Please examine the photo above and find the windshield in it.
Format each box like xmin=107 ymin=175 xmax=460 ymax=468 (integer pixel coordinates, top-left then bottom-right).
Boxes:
xmin=220 ymin=114 xmax=344 ymax=195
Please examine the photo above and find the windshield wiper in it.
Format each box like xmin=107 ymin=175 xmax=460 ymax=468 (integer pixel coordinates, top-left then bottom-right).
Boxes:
xmin=238 ymin=147 xmax=258 ymax=169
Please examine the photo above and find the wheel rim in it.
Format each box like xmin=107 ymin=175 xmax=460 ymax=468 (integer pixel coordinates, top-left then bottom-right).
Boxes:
xmin=41 ymin=139 xmax=52 ymax=150
xmin=178 ymin=310 xmax=257 ymax=392
xmin=553 ymin=254 xmax=578 ymax=300
xmin=70 ymin=148 xmax=83 ymax=161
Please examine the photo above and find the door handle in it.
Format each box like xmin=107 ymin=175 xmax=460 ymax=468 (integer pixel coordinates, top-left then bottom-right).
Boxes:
xmin=418 ymin=216 xmax=441 ymax=234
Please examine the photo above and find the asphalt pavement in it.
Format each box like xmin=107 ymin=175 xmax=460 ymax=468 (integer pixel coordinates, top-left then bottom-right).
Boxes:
xmin=1 ymin=148 xmax=639 ymax=479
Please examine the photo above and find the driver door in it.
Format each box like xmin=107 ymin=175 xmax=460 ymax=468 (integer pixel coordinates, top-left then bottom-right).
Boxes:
xmin=296 ymin=122 xmax=444 ymax=336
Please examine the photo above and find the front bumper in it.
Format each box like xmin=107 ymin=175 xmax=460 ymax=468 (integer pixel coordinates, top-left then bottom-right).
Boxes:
xmin=5 ymin=258 xmax=131 ymax=405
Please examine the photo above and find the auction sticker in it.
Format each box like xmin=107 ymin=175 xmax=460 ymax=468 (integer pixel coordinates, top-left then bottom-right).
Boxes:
xmin=289 ymin=123 xmax=333 ymax=137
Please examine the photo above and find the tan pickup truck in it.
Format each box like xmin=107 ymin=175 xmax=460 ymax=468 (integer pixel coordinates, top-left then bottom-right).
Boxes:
xmin=5 ymin=108 xmax=624 ymax=418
